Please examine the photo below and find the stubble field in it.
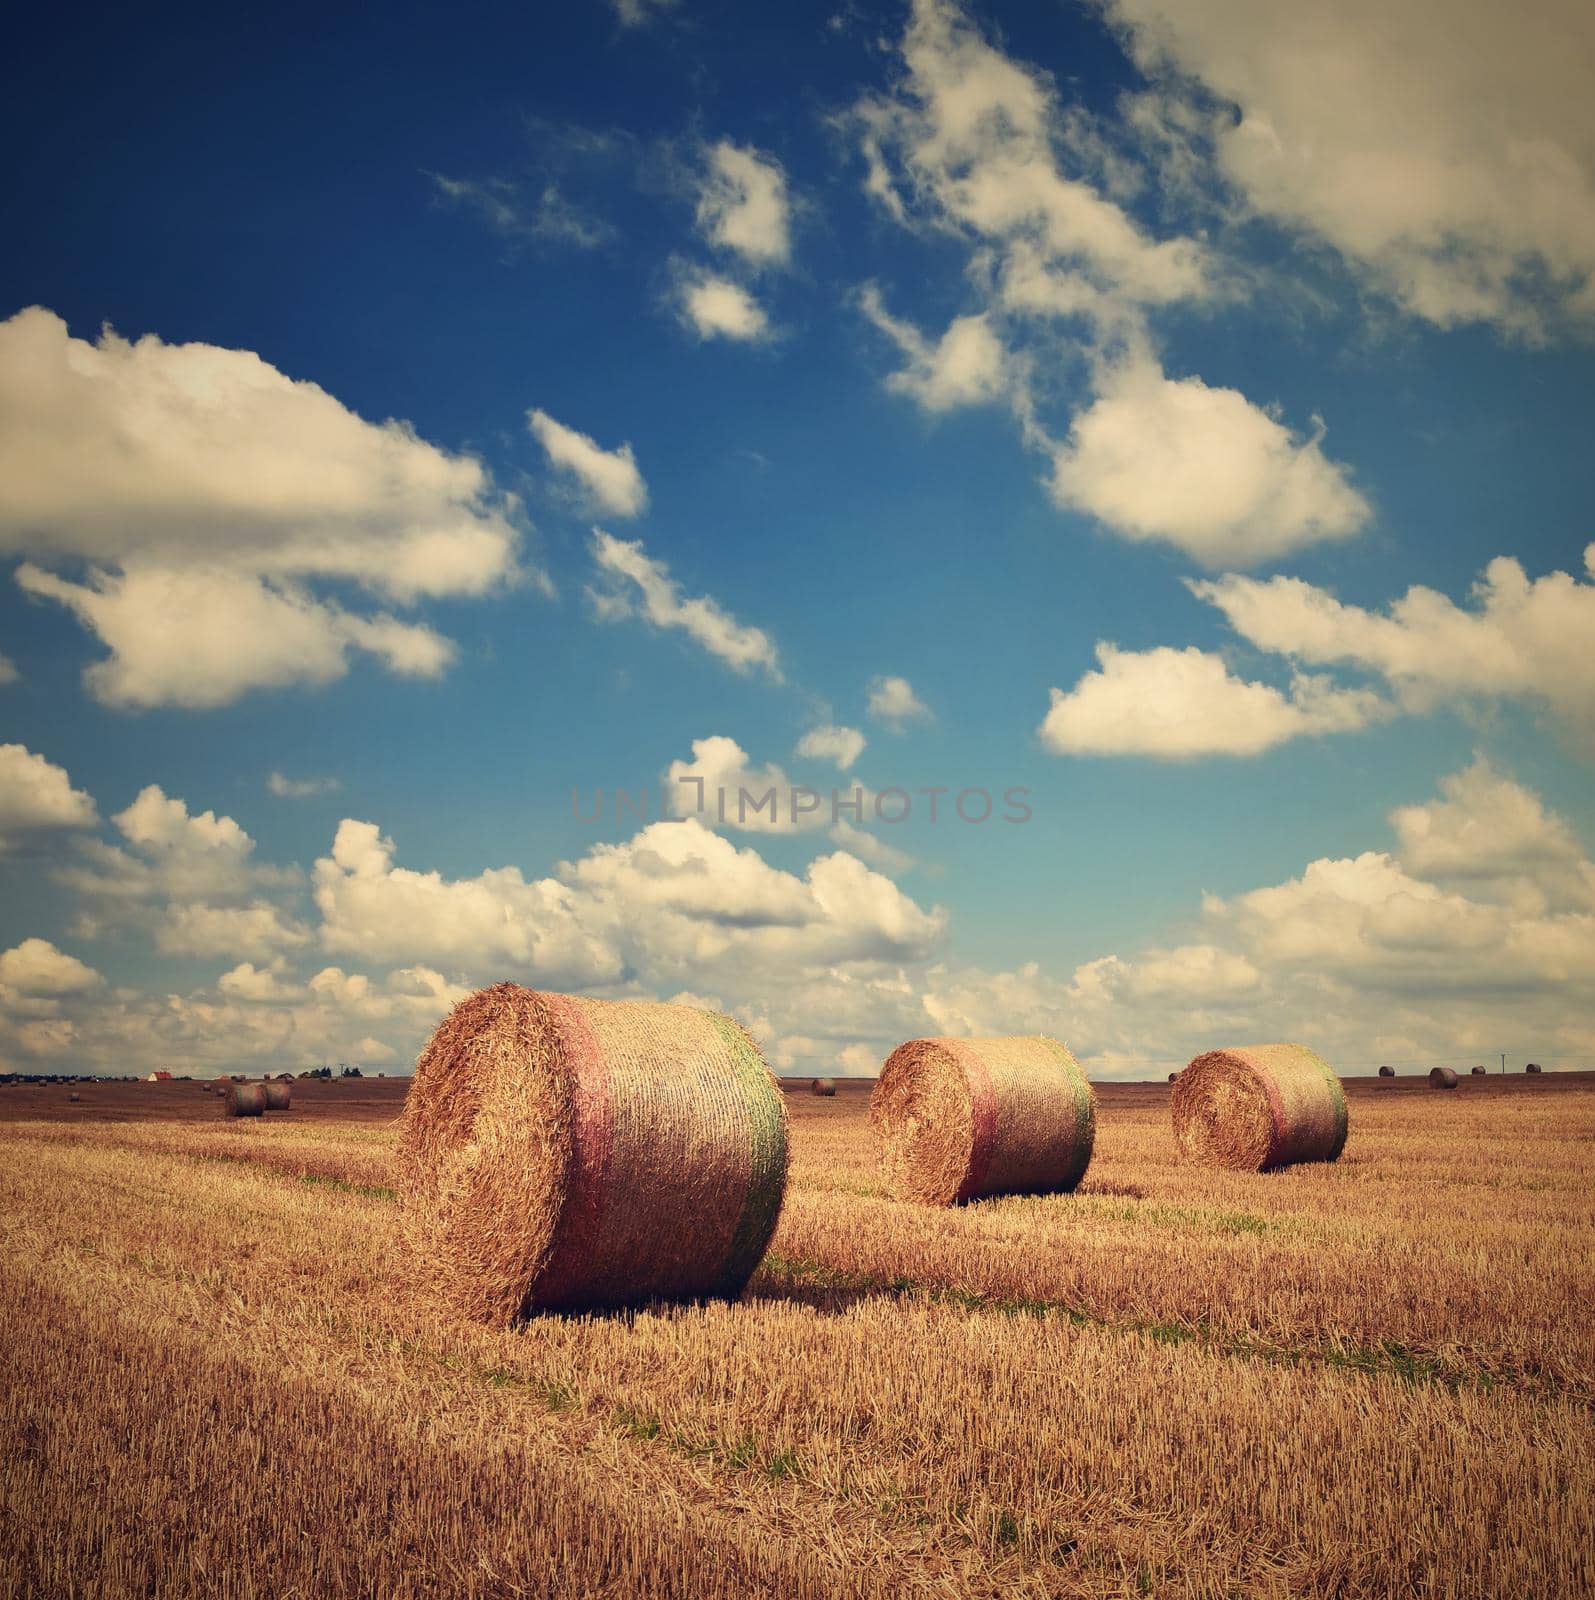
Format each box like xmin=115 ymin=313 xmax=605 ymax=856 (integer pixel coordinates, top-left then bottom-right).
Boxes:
xmin=1 ymin=1073 xmax=1591 ymax=1598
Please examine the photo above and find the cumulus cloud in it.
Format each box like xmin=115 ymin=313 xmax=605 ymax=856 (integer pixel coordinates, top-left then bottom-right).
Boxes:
xmin=268 ymin=772 xmax=340 ymax=799
xmin=1040 ymin=643 xmax=1389 ymax=757
xmin=1190 ymin=546 xmax=1595 ymax=748
xmin=589 ymin=530 xmax=782 ymax=679
xmin=1104 ymin=0 xmax=1595 ymax=338
xmin=859 ymin=286 xmax=1009 ymax=412
xmin=675 ymin=271 xmax=771 ymax=342
xmin=0 ymin=744 xmax=97 ymax=850
xmin=867 ymin=675 xmax=931 ymax=729
xmin=0 ymin=307 xmax=528 ymax=707
xmin=528 ymin=408 xmax=648 ymax=518
xmin=1047 ymin=360 xmax=1370 ymax=566
xmin=59 ymin=784 xmax=309 ymax=958
xmin=0 ymin=938 xmax=102 ymax=997
xmin=667 ymin=735 xmax=816 ymax=834
xmin=795 ymin=724 xmax=867 ymax=770
xmin=696 ymin=142 xmax=792 ymax=266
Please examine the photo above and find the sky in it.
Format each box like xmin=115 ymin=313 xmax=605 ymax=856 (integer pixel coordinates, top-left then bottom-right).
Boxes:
xmin=1 ymin=0 xmax=1593 ymax=1079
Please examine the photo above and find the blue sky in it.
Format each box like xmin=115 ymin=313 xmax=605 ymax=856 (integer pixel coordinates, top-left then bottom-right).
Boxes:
xmin=2 ymin=0 xmax=1592 ymax=1077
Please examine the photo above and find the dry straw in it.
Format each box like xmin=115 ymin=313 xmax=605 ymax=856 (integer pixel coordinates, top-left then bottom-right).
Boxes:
xmin=262 ymin=1081 xmax=292 ymax=1111
xmin=1429 ymin=1067 xmax=1459 ymax=1089
xmin=398 ymin=984 xmax=789 ymax=1323
xmin=870 ymin=1036 xmax=1096 ymax=1205
xmin=810 ymin=1077 xmax=837 ymax=1097
xmin=225 ymin=1083 xmax=267 ymax=1118
xmin=1172 ymin=1044 xmax=1347 ymax=1172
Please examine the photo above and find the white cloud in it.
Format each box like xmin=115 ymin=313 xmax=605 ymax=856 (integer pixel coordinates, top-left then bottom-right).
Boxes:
xmin=612 ymin=0 xmax=678 ymax=26
xmin=855 ymin=0 xmax=1209 ymax=310
xmin=0 ymin=744 xmax=97 ymax=850
xmin=0 ymin=307 xmax=527 ymax=707
xmin=1040 ymin=643 xmax=1389 ymax=758
xmin=313 ymin=818 xmax=621 ymax=984
xmin=528 ymin=408 xmax=648 ymax=518
xmin=1190 ymin=545 xmax=1595 ymax=747
xmin=0 ymin=938 xmax=102 ymax=997
xmin=589 ymin=530 xmax=782 ymax=679
xmin=267 ymin=771 xmax=340 ymax=799
xmin=1104 ymin=0 xmax=1595 ymax=337
xmin=829 ymin=818 xmax=916 ymax=876
xmin=666 ymin=735 xmax=816 ymax=834
xmin=867 ymin=675 xmax=931 ymax=728
xmin=859 ymin=286 xmax=1009 ymax=412
xmin=0 ymin=652 xmax=16 ymax=685
xmin=795 ymin=724 xmax=867 ymax=770
xmin=696 ymin=142 xmax=792 ymax=266
xmin=58 ymin=785 xmax=310 ymax=959
xmin=1047 ymin=360 xmax=1370 ymax=566
xmin=1390 ymin=758 xmax=1595 ymax=914
xmin=676 ymin=272 xmax=771 ymax=342
xmin=16 ymin=564 xmax=455 ymax=710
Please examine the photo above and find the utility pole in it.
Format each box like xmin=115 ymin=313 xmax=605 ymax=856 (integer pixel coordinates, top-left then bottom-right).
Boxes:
xmin=1500 ymin=1051 xmax=1506 ymax=1074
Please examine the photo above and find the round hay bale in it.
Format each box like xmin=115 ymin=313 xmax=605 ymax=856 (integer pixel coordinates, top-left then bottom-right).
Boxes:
xmin=870 ymin=1036 xmax=1095 ymax=1205
xmin=397 ymin=984 xmax=788 ymax=1323
xmin=1471 ymin=1065 xmax=1487 ymax=1076
xmin=1172 ymin=1044 xmax=1347 ymax=1172
xmin=1526 ymin=1062 xmax=1543 ymax=1074
xmin=225 ymin=1082 xmax=267 ymax=1118
xmin=1429 ymin=1066 xmax=1458 ymax=1089
xmin=68 ymin=1091 xmax=80 ymax=1102
xmin=1167 ymin=1072 xmax=1178 ymax=1083
xmin=810 ymin=1077 xmax=837 ymax=1097
xmin=262 ymin=1081 xmax=292 ymax=1111
xmin=1378 ymin=1064 xmax=1395 ymax=1078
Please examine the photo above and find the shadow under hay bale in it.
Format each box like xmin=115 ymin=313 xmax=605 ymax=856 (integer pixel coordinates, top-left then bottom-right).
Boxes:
xmin=398 ymin=983 xmax=789 ymax=1324
xmin=225 ymin=1082 xmax=267 ymax=1118
xmin=1378 ymin=1065 xmax=1395 ymax=1078
xmin=1429 ymin=1067 xmax=1458 ymax=1089
xmin=263 ymin=1081 xmax=292 ymax=1111
xmin=810 ymin=1077 xmax=837 ymax=1097
xmin=1172 ymin=1044 xmax=1347 ymax=1173
xmin=871 ymin=1036 xmax=1095 ymax=1205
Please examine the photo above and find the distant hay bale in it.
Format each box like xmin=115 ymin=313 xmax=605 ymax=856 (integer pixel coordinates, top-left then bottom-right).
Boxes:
xmin=68 ymin=1092 xmax=80 ymax=1102
xmin=1378 ymin=1065 xmax=1395 ymax=1078
xmin=810 ymin=1077 xmax=837 ymax=1097
xmin=1471 ymin=1065 xmax=1487 ymax=1076
xmin=263 ymin=1081 xmax=292 ymax=1111
xmin=1429 ymin=1067 xmax=1458 ymax=1089
xmin=1167 ymin=1072 xmax=1178 ymax=1083
xmin=870 ymin=1036 xmax=1095 ymax=1205
xmin=1526 ymin=1062 xmax=1543 ymax=1074
xmin=1172 ymin=1044 xmax=1347 ymax=1172
xmin=397 ymin=983 xmax=789 ymax=1323
xmin=225 ymin=1082 xmax=267 ymax=1118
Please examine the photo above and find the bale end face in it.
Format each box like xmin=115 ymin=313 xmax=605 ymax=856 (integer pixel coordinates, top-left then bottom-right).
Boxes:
xmin=1378 ymin=1065 xmax=1395 ymax=1078
xmin=1172 ymin=1044 xmax=1347 ymax=1172
xmin=871 ymin=1035 xmax=1095 ymax=1205
xmin=398 ymin=984 xmax=788 ymax=1323
xmin=810 ymin=1077 xmax=837 ymax=1097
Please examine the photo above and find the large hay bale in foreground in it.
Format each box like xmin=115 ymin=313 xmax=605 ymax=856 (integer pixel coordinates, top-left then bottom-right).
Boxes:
xmin=1429 ymin=1066 xmax=1458 ymax=1089
xmin=810 ymin=1077 xmax=837 ymax=1097
xmin=262 ymin=1081 xmax=292 ymax=1111
xmin=398 ymin=984 xmax=788 ymax=1323
xmin=225 ymin=1082 xmax=266 ymax=1118
xmin=871 ymin=1036 xmax=1095 ymax=1205
xmin=1172 ymin=1044 xmax=1346 ymax=1172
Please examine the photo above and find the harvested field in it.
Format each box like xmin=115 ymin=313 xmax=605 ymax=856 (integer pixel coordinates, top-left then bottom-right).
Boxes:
xmin=2 ymin=1072 xmax=1592 ymax=1597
